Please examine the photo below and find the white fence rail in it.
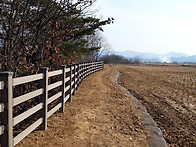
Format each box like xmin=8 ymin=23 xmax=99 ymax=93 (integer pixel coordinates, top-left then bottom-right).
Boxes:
xmin=0 ymin=61 xmax=104 ymax=147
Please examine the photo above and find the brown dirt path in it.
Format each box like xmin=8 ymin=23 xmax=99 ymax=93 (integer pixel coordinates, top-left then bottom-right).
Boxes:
xmin=16 ymin=65 xmax=149 ymax=147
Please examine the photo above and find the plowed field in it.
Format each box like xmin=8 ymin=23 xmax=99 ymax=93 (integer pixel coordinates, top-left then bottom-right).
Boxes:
xmin=118 ymin=64 xmax=196 ymax=147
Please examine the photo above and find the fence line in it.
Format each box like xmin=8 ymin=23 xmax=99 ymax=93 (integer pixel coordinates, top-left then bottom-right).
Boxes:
xmin=0 ymin=61 xmax=104 ymax=147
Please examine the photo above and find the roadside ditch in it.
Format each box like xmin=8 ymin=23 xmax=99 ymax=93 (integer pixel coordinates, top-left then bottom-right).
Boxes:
xmin=115 ymin=70 xmax=168 ymax=147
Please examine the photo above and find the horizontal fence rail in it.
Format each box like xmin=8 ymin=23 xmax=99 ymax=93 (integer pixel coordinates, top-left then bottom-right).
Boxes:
xmin=0 ymin=61 xmax=104 ymax=147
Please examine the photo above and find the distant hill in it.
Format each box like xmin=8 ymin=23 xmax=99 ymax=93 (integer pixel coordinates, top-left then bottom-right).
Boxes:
xmin=107 ymin=50 xmax=196 ymax=63
xmin=171 ymin=55 xmax=196 ymax=63
xmin=109 ymin=50 xmax=158 ymax=59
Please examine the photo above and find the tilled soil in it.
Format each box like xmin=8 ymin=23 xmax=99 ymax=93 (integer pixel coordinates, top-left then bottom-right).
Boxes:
xmin=16 ymin=65 xmax=149 ymax=147
xmin=118 ymin=64 xmax=196 ymax=147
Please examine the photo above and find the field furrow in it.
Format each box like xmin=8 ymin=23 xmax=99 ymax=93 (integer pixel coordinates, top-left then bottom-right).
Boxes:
xmin=118 ymin=64 xmax=196 ymax=147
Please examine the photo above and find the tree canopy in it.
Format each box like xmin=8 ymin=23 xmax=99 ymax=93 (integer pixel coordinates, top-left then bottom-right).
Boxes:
xmin=0 ymin=0 xmax=113 ymax=76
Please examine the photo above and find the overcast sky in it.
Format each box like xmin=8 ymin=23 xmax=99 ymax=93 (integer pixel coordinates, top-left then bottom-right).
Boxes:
xmin=94 ymin=0 xmax=196 ymax=56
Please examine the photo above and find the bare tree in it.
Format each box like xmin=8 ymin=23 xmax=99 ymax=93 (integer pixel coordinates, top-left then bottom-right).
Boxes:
xmin=100 ymin=54 xmax=141 ymax=64
xmin=132 ymin=56 xmax=141 ymax=64
xmin=78 ymin=31 xmax=111 ymax=62
xmin=92 ymin=32 xmax=111 ymax=61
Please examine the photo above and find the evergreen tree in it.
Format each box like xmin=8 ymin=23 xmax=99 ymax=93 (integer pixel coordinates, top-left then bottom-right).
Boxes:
xmin=0 ymin=0 xmax=113 ymax=76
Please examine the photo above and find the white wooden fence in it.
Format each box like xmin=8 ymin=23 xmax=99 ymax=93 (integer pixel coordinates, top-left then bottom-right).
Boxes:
xmin=0 ymin=61 xmax=104 ymax=147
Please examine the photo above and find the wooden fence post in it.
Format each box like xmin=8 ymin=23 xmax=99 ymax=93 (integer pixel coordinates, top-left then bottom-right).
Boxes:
xmin=68 ymin=65 xmax=72 ymax=102
xmin=80 ymin=63 xmax=83 ymax=82
xmin=85 ymin=63 xmax=88 ymax=78
xmin=76 ymin=64 xmax=80 ymax=90
xmin=39 ymin=67 xmax=48 ymax=130
xmin=92 ymin=62 xmax=95 ymax=73
xmin=80 ymin=63 xmax=83 ymax=83
xmin=90 ymin=62 xmax=92 ymax=75
xmin=73 ymin=64 xmax=76 ymax=95
xmin=83 ymin=63 xmax=85 ymax=80
xmin=0 ymin=72 xmax=14 ymax=147
xmin=88 ymin=62 xmax=90 ymax=75
xmin=97 ymin=62 xmax=99 ymax=71
xmin=60 ymin=65 xmax=66 ymax=113
xmin=83 ymin=63 xmax=85 ymax=78
xmin=94 ymin=62 xmax=95 ymax=73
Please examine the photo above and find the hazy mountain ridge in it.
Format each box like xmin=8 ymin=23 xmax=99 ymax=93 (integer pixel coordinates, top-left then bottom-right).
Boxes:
xmin=108 ymin=50 xmax=196 ymax=63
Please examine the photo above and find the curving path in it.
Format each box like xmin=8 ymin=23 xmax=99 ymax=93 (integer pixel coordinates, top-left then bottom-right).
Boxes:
xmin=16 ymin=65 xmax=152 ymax=147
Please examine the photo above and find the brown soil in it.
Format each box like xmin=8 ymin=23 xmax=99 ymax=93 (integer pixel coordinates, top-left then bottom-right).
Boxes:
xmin=118 ymin=64 xmax=196 ymax=147
xmin=16 ymin=65 xmax=149 ymax=147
